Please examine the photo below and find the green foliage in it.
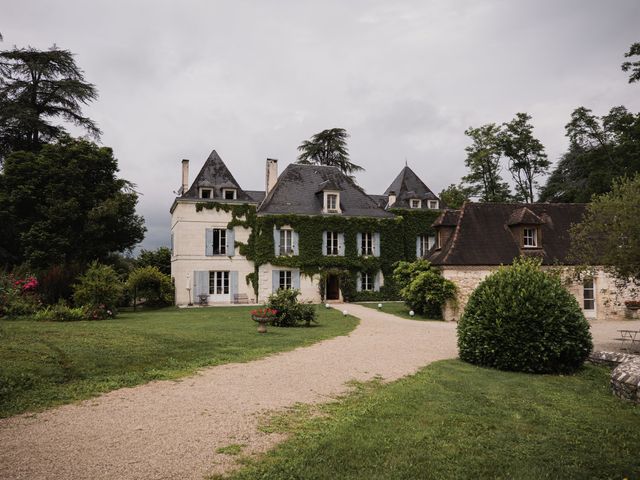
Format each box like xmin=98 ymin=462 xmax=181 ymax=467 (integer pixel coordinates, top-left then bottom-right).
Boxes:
xmin=126 ymin=266 xmax=174 ymax=307
xmin=622 ymin=42 xmax=640 ymax=84
xmin=0 ymin=138 xmax=146 ymax=269
xmin=540 ymin=106 xmax=640 ymax=202
xmin=570 ymin=174 xmax=640 ymax=285
xmin=0 ymin=46 xmax=100 ymax=163
xmin=438 ymin=183 xmax=471 ymax=209
xmin=296 ymin=128 xmax=364 ymax=176
xmin=392 ymin=259 xmax=456 ymax=318
xmin=0 ymin=271 xmax=40 ymax=317
xmin=33 ymin=302 xmax=87 ymax=322
xmin=72 ymin=261 xmax=123 ymax=315
xmin=136 ymin=247 xmax=171 ymax=276
xmin=265 ymin=288 xmax=317 ymax=327
xmin=457 ymin=257 xmax=593 ymax=374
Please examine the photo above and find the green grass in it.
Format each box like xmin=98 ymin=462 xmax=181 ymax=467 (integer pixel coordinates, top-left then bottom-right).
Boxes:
xmin=216 ymin=444 xmax=246 ymax=456
xmin=0 ymin=306 xmax=358 ymax=418
xmin=356 ymin=301 xmax=439 ymax=321
xmin=224 ymin=360 xmax=640 ymax=480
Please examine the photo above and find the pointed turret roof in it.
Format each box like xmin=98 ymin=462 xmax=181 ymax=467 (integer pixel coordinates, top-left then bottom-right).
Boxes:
xmin=383 ymin=166 xmax=439 ymax=209
xmin=182 ymin=150 xmax=253 ymax=201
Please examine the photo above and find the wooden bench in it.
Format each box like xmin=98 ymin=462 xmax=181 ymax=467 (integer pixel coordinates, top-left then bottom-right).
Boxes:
xmin=233 ymin=293 xmax=250 ymax=304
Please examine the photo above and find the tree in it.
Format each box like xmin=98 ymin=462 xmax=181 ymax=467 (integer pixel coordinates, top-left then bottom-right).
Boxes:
xmin=499 ymin=113 xmax=550 ymax=203
xmin=622 ymin=42 xmax=640 ymax=84
xmin=296 ymin=128 xmax=364 ymax=176
xmin=461 ymin=124 xmax=512 ymax=202
xmin=0 ymin=137 xmax=146 ymax=270
xmin=540 ymin=107 xmax=640 ymax=202
xmin=570 ymin=174 xmax=640 ymax=286
xmin=439 ymin=183 xmax=472 ymax=209
xmin=126 ymin=266 xmax=173 ymax=307
xmin=136 ymin=247 xmax=171 ymax=276
xmin=0 ymin=46 xmax=100 ymax=163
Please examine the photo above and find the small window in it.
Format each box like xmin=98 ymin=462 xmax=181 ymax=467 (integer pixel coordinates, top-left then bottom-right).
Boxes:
xmin=417 ymin=235 xmax=432 ymax=257
xmin=326 ymin=231 xmax=339 ymax=255
xmin=428 ymin=200 xmax=439 ymax=209
xmin=200 ymin=188 xmax=213 ymax=199
xmin=436 ymin=231 xmax=442 ymax=249
xmin=410 ymin=199 xmax=421 ymax=209
xmin=428 ymin=235 xmax=436 ymax=250
xmin=279 ymin=270 xmax=292 ymax=290
xmin=212 ymin=229 xmax=227 ymax=255
xmin=523 ymin=228 xmax=537 ymax=248
xmin=209 ymin=271 xmax=230 ymax=295
xmin=361 ymin=232 xmax=373 ymax=256
xmin=223 ymin=188 xmax=237 ymax=200
xmin=279 ymin=229 xmax=293 ymax=255
xmin=583 ymin=278 xmax=595 ymax=310
xmin=326 ymin=193 xmax=338 ymax=212
xmin=361 ymin=272 xmax=374 ymax=291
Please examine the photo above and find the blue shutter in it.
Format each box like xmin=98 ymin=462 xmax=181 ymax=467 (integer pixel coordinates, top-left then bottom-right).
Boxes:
xmin=226 ymin=229 xmax=235 ymax=257
xmin=356 ymin=233 xmax=362 ymax=256
xmin=338 ymin=233 xmax=345 ymax=256
xmin=374 ymin=271 xmax=381 ymax=292
xmin=292 ymin=270 xmax=301 ymax=290
xmin=273 ymin=227 xmax=280 ymax=256
xmin=272 ymin=270 xmax=280 ymax=293
xmin=416 ymin=236 xmax=421 ymax=258
xmin=356 ymin=272 xmax=362 ymax=292
xmin=322 ymin=231 xmax=327 ymax=256
xmin=230 ymin=271 xmax=238 ymax=300
xmin=195 ymin=271 xmax=209 ymax=297
xmin=292 ymin=231 xmax=299 ymax=255
xmin=374 ymin=232 xmax=381 ymax=257
xmin=205 ymin=229 xmax=213 ymax=256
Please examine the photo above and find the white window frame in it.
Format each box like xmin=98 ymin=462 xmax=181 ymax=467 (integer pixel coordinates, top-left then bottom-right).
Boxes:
xmin=209 ymin=271 xmax=230 ymax=295
xmin=326 ymin=231 xmax=339 ymax=256
xmin=410 ymin=199 xmax=422 ymax=209
xmin=362 ymin=232 xmax=373 ymax=256
xmin=279 ymin=270 xmax=292 ymax=290
xmin=212 ymin=228 xmax=227 ymax=255
xmin=323 ymin=191 xmax=341 ymax=213
xmin=280 ymin=229 xmax=293 ymax=256
xmin=583 ymin=278 xmax=596 ymax=313
xmin=200 ymin=188 xmax=213 ymax=199
xmin=418 ymin=234 xmax=434 ymax=257
xmin=222 ymin=188 xmax=237 ymax=200
xmin=428 ymin=200 xmax=439 ymax=209
xmin=361 ymin=272 xmax=374 ymax=291
xmin=523 ymin=227 xmax=538 ymax=248
xmin=428 ymin=235 xmax=436 ymax=250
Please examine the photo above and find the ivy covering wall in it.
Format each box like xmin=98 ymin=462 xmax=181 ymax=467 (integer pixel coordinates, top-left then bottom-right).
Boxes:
xmin=194 ymin=202 xmax=441 ymax=301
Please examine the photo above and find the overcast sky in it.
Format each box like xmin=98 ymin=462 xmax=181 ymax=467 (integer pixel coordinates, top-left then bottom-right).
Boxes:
xmin=4 ymin=0 xmax=639 ymax=251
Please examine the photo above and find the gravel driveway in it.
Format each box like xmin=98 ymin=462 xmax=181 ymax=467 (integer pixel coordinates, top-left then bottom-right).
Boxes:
xmin=0 ymin=304 xmax=458 ymax=480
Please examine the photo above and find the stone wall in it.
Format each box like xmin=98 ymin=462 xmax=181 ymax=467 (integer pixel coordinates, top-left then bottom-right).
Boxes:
xmin=589 ymin=351 xmax=640 ymax=403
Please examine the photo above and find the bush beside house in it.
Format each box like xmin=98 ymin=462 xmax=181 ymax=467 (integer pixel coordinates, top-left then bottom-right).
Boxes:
xmin=265 ymin=288 xmax=317 ymax=327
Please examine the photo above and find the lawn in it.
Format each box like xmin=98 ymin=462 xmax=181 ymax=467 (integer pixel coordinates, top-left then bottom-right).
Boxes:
xmin=0 ymin=306 xmax=358 ymax=418
xmin=356 ymin=300 xmax=439 ymax=321
xmin=225 ymin=360 xmax=640 ymax=480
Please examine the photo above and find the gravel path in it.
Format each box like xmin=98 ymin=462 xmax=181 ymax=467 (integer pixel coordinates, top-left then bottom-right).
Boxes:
xmin=0 ymin=305 xmax=458 ymax=480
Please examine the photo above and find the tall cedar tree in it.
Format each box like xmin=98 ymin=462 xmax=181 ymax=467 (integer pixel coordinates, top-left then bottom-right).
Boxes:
xmin=499 ymin=113 xmax=550 ymax=203
xmin=0 ymin=46 xmax=100 ymax=163
xmin=622 ymin=42 xmax=640 ymax=84
xmin=296 ymin=128 xmax=364 ymax=176
xmin=540 ymin=106 xmax=640 ymax=202
xmin=0 ymin=138 xmax=145 ymax=269
xmin=461 ymin=124 xmax=512 ymax=202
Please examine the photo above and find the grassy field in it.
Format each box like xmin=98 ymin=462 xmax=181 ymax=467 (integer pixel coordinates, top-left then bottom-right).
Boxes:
xmin=0 ymin=306 xmax=358 ymax=418
xmin=224 ymin=360 xmax=640 ymax=480
xmin=356 ymin=301 xmax=439 ymax=321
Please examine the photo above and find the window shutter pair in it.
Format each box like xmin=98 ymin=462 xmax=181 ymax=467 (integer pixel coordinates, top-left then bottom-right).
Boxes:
xmin=205 ymin=228 xmax=235 ymax=256
xmin=271 ymin=269 xmax=301 ymax=292
xmin=273 ymin=228 xmax=299 ymax=256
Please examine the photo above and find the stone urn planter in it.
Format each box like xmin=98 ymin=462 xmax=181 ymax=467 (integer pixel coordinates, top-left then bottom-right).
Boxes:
xmin=251 ymin=308 xmax=278 ymax=334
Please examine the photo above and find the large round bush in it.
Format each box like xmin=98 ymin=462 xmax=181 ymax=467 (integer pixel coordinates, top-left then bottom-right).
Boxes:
xmin=457 ymin=257 xmax=593 ymax=374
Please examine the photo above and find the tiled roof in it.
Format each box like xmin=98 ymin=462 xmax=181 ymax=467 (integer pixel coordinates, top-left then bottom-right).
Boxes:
xmin=383 ymin=166 xmax=439 ymax=209
xmin=257 ymin=164 xmax=394 ymax=218
xmin=432 ymin=209 xmax=460 ymax=227
xmin=182 ymin=150 xmax=253 ymax=202
xmin=428 ymin=202 xmax=587 ymax=266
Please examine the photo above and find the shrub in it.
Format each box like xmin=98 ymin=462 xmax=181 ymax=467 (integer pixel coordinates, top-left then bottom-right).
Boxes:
xmin=392 ymin=260 xmax=456 ymax=318
xmin=265 ymin=289 xmax=317 ymax=327
xmin=0 ymin=272 xmax=41 ymax=317
xmin=73 ymin=262 xmax=123 ymax=316
xmin=34 ymin=303 xmax=87 ymax=322
xmin=457 ymin=257 xmax=593 ymax=374
xmin=126 ymin=266 xmax=174 ymax=307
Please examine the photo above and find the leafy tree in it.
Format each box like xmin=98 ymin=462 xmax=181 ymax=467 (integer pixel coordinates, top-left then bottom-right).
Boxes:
xmin=438 ymin=183 xmax=471 ymax=209
xmin=499 ymin=113 xmax=550 ymax=203
xmin=296 ymin=128 xmax=364 ymax=176
xmin=136 ymin=247 xmax=171 ymax=276
xmin=0 ymin=138 xmax=146 ymax=269
xmin=0 ymin=46 xmax=99 ymax=163
xmin=73 ymin=261 xmax=124 ymax=315
xmin=570 ymin=174 xmax=640 ymax=286
xmin=540 ymin=106 xmax=640 ymax=202
xmin=622 ymin=42 xmax=640 ymax=84
xmin=461 ymin=124 xmax=512 ymax=202
xmin=127 ymin=266 xmax=173 ymax=307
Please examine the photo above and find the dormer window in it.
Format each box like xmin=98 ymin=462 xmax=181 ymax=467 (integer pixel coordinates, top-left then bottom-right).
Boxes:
xmin=323 ymin=191 xmax=341 ymax=213
xmin=428 ymin=200 xmax=439 ymax=209
xmin=410 ymin=199 xmax=422 ymax=209
xmin=222 ymin=188 xmax=237 ymax=200
xmin=523 ymin=227 xmax=538 ymax=248
xmin=200 ymin=188 xmax=213 ymax=199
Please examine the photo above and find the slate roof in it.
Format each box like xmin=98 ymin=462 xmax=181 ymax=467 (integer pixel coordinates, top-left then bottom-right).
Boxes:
xmin=245 ymin=190 xmax=266 ymax=203
xmin=182 ymin=150 xmax=254 ymax=202
xmin=258 ymin=164 xmax=394 ymax=218
xmin=432 ymin=209 xmax=460 ymax=227
xmin=428 ymin=202 xmax=587 ymax=266
xmin=382 ymin=166 xmax=440 ymax=209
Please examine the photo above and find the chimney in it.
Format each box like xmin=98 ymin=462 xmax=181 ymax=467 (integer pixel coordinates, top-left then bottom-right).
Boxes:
xmin=266 ymin=158 xmax=278 ymax=194
xmin=388 ymin=191 xmax=396 ymax=208
xmin=181 ymin=159 xmax=189 ymax=195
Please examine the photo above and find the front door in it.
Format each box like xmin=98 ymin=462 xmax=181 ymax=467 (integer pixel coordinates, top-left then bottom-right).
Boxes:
xmin=326 ymin=275 xmax=340 ymax=300
xmin=209 ymin=271 xmax=230 ymax=302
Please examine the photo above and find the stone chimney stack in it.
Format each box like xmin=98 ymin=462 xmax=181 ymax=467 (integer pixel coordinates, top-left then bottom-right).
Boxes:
xmin=387 ymin=191 xmax=396 ymax=208
xmin=181 ymin=159 xmax=189 ymax=195
xmin=266 ymin=158 xmax=278 ymax=194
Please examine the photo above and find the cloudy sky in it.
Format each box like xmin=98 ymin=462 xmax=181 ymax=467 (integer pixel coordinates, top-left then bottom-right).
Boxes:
xmin=4 ymin=0 xmax=639 ymax=251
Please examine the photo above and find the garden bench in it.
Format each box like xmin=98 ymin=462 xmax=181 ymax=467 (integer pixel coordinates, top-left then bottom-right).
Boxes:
xmin=233 ymin=293 xmax=250 ymax=304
